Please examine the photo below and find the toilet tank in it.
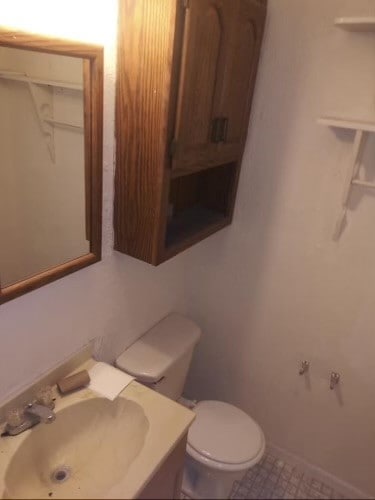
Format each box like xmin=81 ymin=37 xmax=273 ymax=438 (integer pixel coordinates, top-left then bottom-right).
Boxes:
xmin=115 ymin=314 xmax=201 ymax=400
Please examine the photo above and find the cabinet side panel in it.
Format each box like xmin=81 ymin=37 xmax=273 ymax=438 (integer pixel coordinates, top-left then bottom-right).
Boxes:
xmin=114 ymin=0 xmax=178 ymax=263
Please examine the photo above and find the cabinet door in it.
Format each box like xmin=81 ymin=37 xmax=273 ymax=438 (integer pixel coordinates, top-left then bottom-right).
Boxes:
xmin=217 ymin=0 xmax=266 ymax=159
xmin=171 ymin=0 xmax=236 ymax=175
xmin=138 ymin=434 xmax=187 ymax=499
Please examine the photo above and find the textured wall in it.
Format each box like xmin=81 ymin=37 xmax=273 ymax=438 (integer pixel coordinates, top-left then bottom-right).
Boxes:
xmin=185 ymin=0 xmax=375 ymax=495
xmin=0 ymin=0 xmax=189 ymax=403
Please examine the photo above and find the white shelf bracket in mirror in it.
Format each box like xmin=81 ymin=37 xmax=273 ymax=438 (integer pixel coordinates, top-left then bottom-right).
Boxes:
xmin=318 ymin=116 xmax=375 ymax=239
xmin=0 ymin=70 xmax=84 ymax=162
xmin=27 ymin=80 xmax=55 ymax=162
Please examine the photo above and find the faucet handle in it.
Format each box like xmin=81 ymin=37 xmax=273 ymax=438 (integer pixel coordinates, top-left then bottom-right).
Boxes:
xmin=5 ymin=407 xmax=25 ymax=428
xmin=36 ymin=386 xmax=54 ymax=409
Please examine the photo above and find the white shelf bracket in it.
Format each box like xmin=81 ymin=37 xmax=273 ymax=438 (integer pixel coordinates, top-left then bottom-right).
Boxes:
xmin=333 ymin=130 xmax=368 ymax=240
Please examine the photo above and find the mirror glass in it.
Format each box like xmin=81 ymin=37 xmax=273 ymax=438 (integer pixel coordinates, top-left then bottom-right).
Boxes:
xmin=0 ymin=47 xmax=90 ymax=287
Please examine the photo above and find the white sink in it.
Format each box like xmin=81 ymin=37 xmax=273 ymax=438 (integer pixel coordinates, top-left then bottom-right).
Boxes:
xmin=0 ymin=366 xmax=195 ymax=499
xmin=4 ymin=398 xmax=148 ymax=499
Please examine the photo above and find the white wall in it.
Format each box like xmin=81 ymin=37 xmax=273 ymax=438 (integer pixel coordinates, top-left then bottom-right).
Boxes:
xmin=185 ymin=0 xmax=375 ymax=495
xmin=0 ymin=0 xmax=189 ymax=403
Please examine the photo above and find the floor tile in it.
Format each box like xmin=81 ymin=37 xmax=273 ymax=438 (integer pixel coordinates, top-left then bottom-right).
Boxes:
xmin=228 ymin=448 xmax=348 ymax=500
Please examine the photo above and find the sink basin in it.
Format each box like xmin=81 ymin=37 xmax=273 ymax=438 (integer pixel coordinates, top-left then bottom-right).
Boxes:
xmin=0 ymin=363 xmax=195 ymax=500
xmin=3 ymin=398 xmax=149 ymax=499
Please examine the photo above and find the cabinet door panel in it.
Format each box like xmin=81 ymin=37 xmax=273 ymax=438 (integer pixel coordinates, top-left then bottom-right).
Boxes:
xmin=172 ymin=0 xmax=234 ymax=173
xmin=219 ymin=0 xmax=266 ymax=155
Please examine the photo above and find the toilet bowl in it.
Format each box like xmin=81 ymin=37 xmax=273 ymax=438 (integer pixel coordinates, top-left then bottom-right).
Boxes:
xmin=183 ymin=400 xmax=265 ymax=499
xmin=115 ymin=314 xmax=266 ymax=499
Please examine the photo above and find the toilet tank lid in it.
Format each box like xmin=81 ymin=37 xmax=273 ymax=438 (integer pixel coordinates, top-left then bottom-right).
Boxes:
xmin=115 ymin=314 xmax=201 ymax=383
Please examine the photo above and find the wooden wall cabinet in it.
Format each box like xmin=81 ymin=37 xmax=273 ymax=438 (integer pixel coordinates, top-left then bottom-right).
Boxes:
xmin=115 ymin=0 xmax=267 ymax=265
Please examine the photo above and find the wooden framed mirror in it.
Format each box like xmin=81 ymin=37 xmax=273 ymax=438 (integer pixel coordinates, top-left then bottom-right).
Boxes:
xmin=0 ymin=30 xmax=103 ymax=304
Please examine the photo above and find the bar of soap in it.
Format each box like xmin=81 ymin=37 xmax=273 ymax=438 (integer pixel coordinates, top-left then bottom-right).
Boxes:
xmin=57 ymin=370 xmax=90 ymax=394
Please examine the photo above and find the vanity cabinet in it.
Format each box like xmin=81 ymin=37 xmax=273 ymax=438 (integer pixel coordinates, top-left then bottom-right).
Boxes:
xmin=114 ymin=0 xmax=266 ymax=265
xmin=138 ymin=434 xmax=187 ymax=499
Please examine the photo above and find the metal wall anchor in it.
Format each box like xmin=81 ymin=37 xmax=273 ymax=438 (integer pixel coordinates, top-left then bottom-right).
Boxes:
xmin=299 ymin=361 xmax=310 ymax=375
xmin=330 ymin=372 xmax=340 ymax=390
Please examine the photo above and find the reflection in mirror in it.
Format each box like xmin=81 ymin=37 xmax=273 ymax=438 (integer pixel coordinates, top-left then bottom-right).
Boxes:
xmin=0 ymin=31 xmax=103 ymax=304
xmin=0 ymin=47 xmax=89 ymax=287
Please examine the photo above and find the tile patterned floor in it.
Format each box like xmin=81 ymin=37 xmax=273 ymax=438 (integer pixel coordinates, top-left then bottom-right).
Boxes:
xmin=230 ymin=449 xmax=346 ymax=500
xmin=181 ymin=448 xmax=348 ymax=499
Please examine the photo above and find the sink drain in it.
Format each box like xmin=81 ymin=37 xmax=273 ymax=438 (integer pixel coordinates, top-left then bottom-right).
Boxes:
xmin=51 ymin=466 xmax=71 ymax=484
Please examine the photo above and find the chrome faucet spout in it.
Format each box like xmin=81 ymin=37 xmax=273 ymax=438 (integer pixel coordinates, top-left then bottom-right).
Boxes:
xmin=3 ymin=392 xmax=56 ymax=437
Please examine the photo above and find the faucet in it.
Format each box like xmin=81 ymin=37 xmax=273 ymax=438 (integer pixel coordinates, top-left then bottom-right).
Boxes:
xmin=3 ymin=401 xmax=56 ymax=436
xmin=25 ymin=403 xmax=56 ymax=424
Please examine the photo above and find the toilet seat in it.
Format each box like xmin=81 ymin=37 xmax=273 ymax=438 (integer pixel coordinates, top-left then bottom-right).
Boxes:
xmin=186 ymin=440 xmax=265 ymax=472
xmin=187 ymin=400 xmax=265 ymax=471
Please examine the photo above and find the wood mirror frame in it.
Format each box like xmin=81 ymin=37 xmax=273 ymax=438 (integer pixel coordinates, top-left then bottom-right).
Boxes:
xmin=0 ymin=30 xmax=103 ymax=305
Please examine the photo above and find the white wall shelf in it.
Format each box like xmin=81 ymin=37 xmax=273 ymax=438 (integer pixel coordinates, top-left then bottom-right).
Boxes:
xmin=334 ymin=17 xmax=375 ymax=32
xmin=323 ymin=15 xmax=375 ymax=237
xmin=318 ymin=116 xmax=375 ymax=133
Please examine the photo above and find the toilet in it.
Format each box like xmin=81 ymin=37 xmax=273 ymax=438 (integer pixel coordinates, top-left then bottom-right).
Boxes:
xmin=115 ymin=314 xmax=265 ymax=499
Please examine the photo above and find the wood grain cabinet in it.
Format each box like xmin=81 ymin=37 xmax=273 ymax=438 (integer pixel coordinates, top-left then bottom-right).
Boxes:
xmin=114 ymin=0 xmax=267 ymax=265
